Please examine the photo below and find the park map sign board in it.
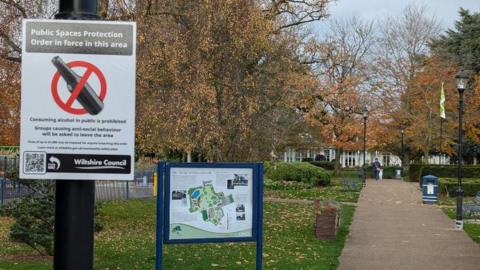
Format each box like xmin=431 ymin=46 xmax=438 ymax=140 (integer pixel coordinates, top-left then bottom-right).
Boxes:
xmin=156 ymin=163 xmax=264 ymax=269
xmin=19 ymin=19 xmax=136 ymax=180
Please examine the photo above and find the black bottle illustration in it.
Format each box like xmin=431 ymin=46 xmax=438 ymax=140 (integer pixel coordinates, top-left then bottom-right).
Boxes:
xmin=51 ymin=56 xmax=104 ymax=115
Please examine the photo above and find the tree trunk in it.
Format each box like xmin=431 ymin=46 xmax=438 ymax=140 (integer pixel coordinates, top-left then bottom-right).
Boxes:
xmin=334 ymin=149 xmax=342 ymax=176
xmin=402 ymin=151 xmax=410 ymax=180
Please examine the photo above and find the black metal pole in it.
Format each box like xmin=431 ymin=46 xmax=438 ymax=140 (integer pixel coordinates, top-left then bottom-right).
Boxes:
xmin=54 ymin=1 xmax=99 ymax=270
xmin=440 ymin=118 xmax=443 ymax=165
xmin=56 ymin=0 xmax=99 ymax=19
xmin=401 ymin=130 xmax=404 ymax=177
xmin=363 ymin=117 xmax=367 ymax=187
xmin=456 ymin=90 xmax=464 ymax=229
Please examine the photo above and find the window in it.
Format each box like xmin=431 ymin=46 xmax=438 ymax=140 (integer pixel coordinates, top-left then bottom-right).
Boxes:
xmin=344 ymin=151 xmax=356 ymax=167
xmin=324 ymin=149 xmax=330 ymax=161
xmin=383 ymin=155 xmax=390 ymax=167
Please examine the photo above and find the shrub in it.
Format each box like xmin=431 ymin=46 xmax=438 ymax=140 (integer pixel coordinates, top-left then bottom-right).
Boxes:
xmin=408 ymin=164 xmax=424 ymax=182
xmin=302 ymin=157 xmax=313 ymax=162
xmin=264 ymin=179 xmax=313 ymax=190
xmin=422 ymin=165 xmax=480 ymax=178
xmin=263 ymin=161 xmax=273 ymax=175
xmin=409 ymin=164 xmax=480 ymax=183
xmin=0 ymin=170 xmax=103 ymax=256
xmin=265 ymin=162 xmax=330 ymax=186
xmin=439 ymin=178 xmax=480 ymax=197
xmin=365 ymin=166 xmax=399 ymax=179
xmin=0 ymin=180 xmax=55 ymax=255
xmin=337 ymin=167 xmax=400 ymax=179
xmin=309 ymin=161 xmax=335 ymax=171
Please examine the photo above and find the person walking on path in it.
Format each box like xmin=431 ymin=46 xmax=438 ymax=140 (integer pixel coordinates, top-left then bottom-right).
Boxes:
xmin=373 ymin=158 xmax=382 ymax=180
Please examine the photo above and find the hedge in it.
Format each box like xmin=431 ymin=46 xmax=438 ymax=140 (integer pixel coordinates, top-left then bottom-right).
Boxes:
xmin=422 ymin=165 xmax=480 ymax=178
xmin=264 ymin=162 xmax=330 ymax=186
xmin=365 ymin=166 xmax=400 ymax=179
xmin=408 ymin=164 xmax=423 ymax=182
xmin=309 ymin=161 xmax=335 ymax=171
xmin=338 ymin=166 xmax=400 ymax=179
xmin=264 ymin=179 xmax=313 ymax=190
xmin=439 ymin=178 xmax=480 ymax=197
xmin=408 ymin=164 xmax=480 ymax=183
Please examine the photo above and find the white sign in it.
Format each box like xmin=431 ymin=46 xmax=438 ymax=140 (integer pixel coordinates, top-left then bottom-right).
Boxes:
xmin=168 ymin=167 xmax=254 ymax=240
xmin=19 ymin=19 xmax=136 ymax=180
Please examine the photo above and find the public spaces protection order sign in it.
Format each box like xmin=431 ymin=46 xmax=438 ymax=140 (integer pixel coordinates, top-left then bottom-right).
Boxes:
xmin=20 ymin=19 xmax=136 ymax=180
xmin=163 ymin=163 xmax=262 ymax=243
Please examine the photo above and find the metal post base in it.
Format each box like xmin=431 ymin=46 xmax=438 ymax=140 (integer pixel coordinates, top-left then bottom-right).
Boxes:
xmin=455 ymin=220 xmax=463 ymax=230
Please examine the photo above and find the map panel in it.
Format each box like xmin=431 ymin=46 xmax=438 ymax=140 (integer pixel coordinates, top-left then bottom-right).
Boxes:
xmin=168 ymin=167 xmax=254 ymax=240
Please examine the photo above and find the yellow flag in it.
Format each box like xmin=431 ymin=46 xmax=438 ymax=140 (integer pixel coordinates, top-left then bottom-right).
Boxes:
xmin=440 ymin=82 xmax=446 ymax=119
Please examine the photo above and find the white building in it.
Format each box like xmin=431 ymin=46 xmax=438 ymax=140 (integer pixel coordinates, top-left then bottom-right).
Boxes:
xmin=283 ymin=148 xmax=401 ymax=167
xmin=283 ymin=148 xmax=451 ymax=167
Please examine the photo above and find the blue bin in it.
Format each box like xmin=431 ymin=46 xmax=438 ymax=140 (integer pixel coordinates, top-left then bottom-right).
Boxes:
xmin=422 ymin=175 xmax=438 ymax=204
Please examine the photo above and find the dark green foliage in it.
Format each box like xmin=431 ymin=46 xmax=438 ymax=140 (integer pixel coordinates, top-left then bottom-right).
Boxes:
xmin=439 ymin=178 xmax=480 ymax=196
xmin=0 ymin=180 xmax=55 ymax=256
xmin=263 ymin=161 xmax=273 ymax=175
xmin=339 ymin=169 xmax=362 ymax=179
xmin=409 ymin=164 xmax=480 ymax=182
xmin=265 ymin=162 xmax=330 ymax=186
xmin=302 ymin=157 xmax=313 ymax=162
xmin=421 ymin=165 xmax=480 ymax=178
xmin=264 ymin=178 xmax=313 ymax=190
xmin=365 ymin=166 xmax=399 ymax=179
xmin=432 ymin=8 xmax=480 ymax=73
xmin=0 ymin=170 xmax=103 ymax=256
xmin=408 ymin=164 xmax=424 ymax=182
xmin=461 ymin=139 xmax=480 ymax=164
xmin=338 ymin=166 xmax=400 ymax=179
xmin=309 ymin=161 xmax=335 ymax=170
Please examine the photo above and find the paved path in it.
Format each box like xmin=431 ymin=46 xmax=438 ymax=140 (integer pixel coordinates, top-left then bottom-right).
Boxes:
xmin=338 ymin=179 xmax=480 ymax=270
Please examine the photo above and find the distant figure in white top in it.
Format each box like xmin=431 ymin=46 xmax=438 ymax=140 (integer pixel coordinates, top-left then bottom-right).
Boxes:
xmin=373 ymin=158 xmax=382 ymax=181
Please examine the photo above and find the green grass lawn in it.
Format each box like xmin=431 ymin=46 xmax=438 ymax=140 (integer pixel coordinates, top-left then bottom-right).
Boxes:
xmin=0 ymin=198 xmax=356 ymax=270
xmin=438 ymin=195 xmax=477 ymax=206
xmin=264 ymin=178 xmax=361 ymax=203
xmin=441 ymin=208 xmax=480 ymax=244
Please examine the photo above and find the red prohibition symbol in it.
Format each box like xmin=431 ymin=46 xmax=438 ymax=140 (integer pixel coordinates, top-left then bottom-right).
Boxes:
xmin=51 ymin=60 xmax=107 ymax=115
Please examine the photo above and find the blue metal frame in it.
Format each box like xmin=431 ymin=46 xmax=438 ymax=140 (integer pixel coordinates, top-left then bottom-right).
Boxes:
xmin=155 ymin=162 xmax=263 ymax=270
xmin=155 ymin=162 xmax=165 ymax=270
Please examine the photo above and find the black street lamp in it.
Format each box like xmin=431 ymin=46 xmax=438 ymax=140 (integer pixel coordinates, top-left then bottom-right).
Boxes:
xmin=401 ymin=129 xmax=404 ymax=178
xmin=455 ymin=69 xmax=468 ymax=230
xmin=363 ymin=107 xmax=368 ymax=187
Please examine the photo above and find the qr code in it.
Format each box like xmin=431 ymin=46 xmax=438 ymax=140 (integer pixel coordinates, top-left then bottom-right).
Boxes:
xmin=24 ymin=152 xmax=46 ymax=174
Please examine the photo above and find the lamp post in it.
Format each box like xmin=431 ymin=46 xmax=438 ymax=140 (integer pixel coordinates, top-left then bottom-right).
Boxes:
xmin=455 ymin=69 xmax=468 ymax=230
xmin=362 ymin=107 xmax=368 ymax=187
xmin=401 ymin=129 xmax=404 ymax=178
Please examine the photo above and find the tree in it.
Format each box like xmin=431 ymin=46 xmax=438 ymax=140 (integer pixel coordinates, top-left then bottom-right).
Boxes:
xmin=432 ymin=8 xmax=480 ymax=74
xmin=431 ymin=8 xmax=480 ymax=163
xmin=134 ymin=0 xmax=330 ymax=161
xmin=0 ymin=0 xmax=333 ymax=161
xmin=373 ymin=4 xmax=441 ymax=170
xmin=303 ymin=17 xmax=374 ymax=175
xmin=0 ymin=58 xmax=20 ymax=145
xmin=0 ymin=0 xmax=57 ymax=145
xmin=261 ymin=0 xmax=332 ymax=31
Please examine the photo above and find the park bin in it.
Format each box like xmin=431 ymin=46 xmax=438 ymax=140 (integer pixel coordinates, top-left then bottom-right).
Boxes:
xmin=422 ymin=175 xmax=438 ymax=204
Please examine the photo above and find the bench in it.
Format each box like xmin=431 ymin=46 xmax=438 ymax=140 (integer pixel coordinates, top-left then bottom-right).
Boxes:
xmin=342 ymin=179 xmax=357 ymax=191
xmin=463 ymin=191 xmax=480 ymax=219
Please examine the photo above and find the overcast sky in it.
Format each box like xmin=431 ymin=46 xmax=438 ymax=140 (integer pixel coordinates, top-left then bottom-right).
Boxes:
xmin=312 ymin=0 xmax=480 ymax=34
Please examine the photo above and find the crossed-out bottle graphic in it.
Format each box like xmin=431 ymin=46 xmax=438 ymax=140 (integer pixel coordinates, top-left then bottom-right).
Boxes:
xmin=51 ymin=56 xmax=104 ymax=115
